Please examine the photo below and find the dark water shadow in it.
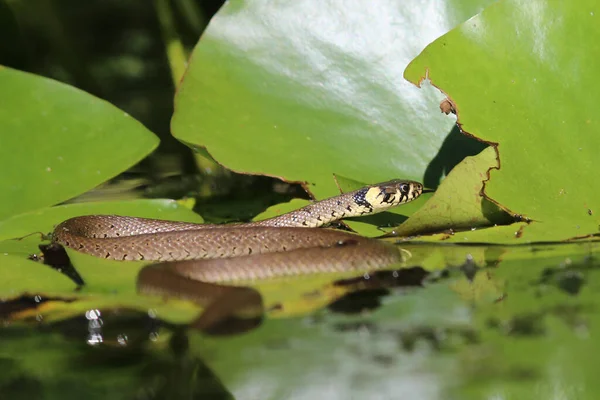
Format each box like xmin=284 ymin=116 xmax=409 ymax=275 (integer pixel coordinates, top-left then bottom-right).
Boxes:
xmin=328 ymin=267 xmax=430 ymax=314
xmin=36 ymin=243 xmax=85 ymax=286
xmin=0 ymin=313 xmax=234 ymax=399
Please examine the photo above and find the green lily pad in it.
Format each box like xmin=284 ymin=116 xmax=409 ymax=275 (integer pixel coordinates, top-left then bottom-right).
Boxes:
xmin=414 ymin=222 xmax=530 ymax=244
xmin=0 ymin=67 xmax=159 ymax=221
xmin=0 ymin=199 xmax=203 ymax=298
xmin=0 ymin=198 xmax=202 ymax=244
xmin=172 ymin=0 xmax=495 ymax=204
xmin=405 ymin=0 xmax=600 ymax=242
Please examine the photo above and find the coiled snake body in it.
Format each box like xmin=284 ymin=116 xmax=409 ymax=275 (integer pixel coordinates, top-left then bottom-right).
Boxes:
xmin=52 ymin=180 xmax=423 ymax=332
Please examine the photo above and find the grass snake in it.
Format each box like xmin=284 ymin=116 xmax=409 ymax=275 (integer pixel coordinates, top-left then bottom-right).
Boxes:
xmin=52 ymin=179 xmax=423 ymax=333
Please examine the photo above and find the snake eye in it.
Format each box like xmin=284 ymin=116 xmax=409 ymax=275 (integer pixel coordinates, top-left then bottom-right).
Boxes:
xmin=399 ymin=183 xmax=410 ymax=194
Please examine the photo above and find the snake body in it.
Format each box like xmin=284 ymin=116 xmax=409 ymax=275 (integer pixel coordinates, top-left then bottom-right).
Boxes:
xmin=52 ymin=179 xmax=423 ymax=332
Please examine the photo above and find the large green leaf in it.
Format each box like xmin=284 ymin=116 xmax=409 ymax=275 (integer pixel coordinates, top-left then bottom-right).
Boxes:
xmin=0 ymin=67 xmax=159 ymax=221
xmin=172 ymin=0 xmax=494 ymax=202
xmin=405 ymin=0 xmax=600 ymax=242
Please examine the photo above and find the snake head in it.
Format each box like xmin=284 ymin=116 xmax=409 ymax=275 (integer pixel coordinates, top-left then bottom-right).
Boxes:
xmin=375 ymin=180 xmax=424 ymax=206
xmin=351 ymin=179 xmax=425 ymax=215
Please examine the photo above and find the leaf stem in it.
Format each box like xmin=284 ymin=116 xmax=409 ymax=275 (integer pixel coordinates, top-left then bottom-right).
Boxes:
xmin=154 ymin=0 xmax=187 ymax=87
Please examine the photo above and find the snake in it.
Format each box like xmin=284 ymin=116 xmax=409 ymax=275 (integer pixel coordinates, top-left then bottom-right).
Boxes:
xmin=52 ymin=179 xmax=423 ymax=333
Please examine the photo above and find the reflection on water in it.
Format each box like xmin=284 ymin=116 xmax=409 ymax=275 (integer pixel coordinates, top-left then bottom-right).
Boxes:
xmin=2 ymin=241 xmax=600 ymax=399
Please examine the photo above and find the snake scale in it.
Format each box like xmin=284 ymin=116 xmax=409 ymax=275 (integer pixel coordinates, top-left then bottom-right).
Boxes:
xmin=52 ymin=179 xmax=423 ymax=332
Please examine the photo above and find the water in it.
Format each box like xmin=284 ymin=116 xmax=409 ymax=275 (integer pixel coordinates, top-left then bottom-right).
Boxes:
xmin=2 ymin=241 xmax=599 ymax=399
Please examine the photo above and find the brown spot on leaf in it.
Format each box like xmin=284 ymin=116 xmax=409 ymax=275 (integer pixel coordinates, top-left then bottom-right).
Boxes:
xmin=439 ymin=98 xmax=456 ymax=115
